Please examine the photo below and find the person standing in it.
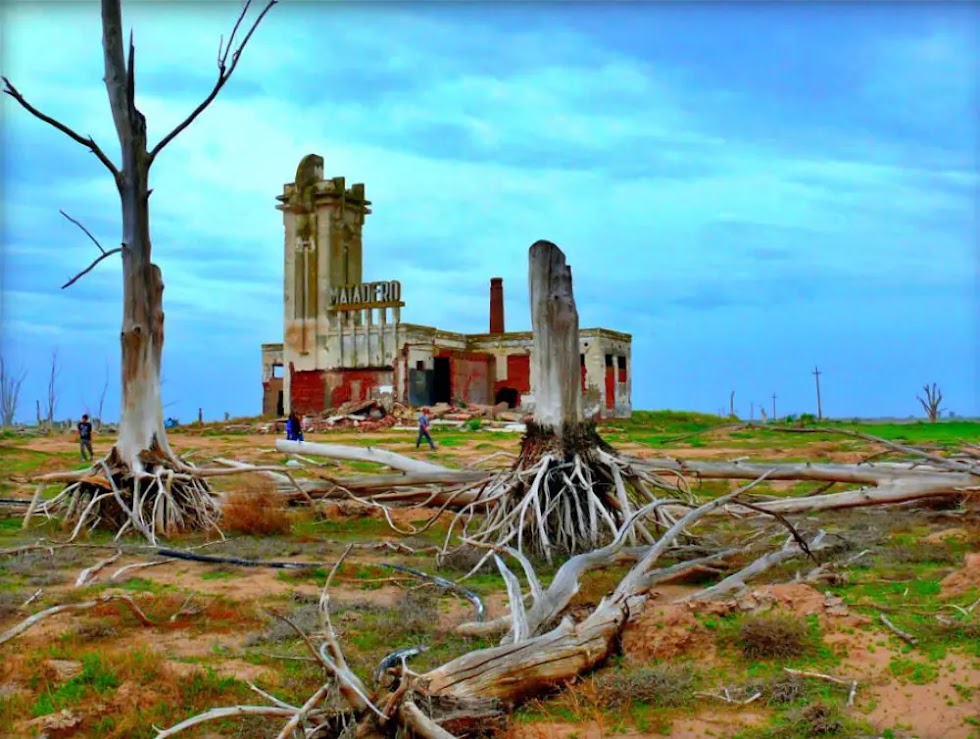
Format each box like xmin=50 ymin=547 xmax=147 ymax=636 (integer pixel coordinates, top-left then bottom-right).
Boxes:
xmin=286 ymin=410 xmax=304 ymax=442
xmin=416 ymin=407 xmax=436 ymax=450
xmin=77 ymin=414 xmax=94 ymax=461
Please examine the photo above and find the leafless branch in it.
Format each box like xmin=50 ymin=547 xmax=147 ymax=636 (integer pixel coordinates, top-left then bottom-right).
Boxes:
xmin=58 ymin=210 xmax=123 ymax=289
xmin=879 ymin=613 xmax=918 ymax=645
xmin=148 ymin=0 xmax=278 ymax=163
xmin=62 ymin=247 xmax=124 ymax=289
xmin=0 ymin=594 xmax=151 ymax=647
xmin=1 ymin=76 xmax=120 ymax=180
xmin=59 ymin=209 xmax=107 ymax=254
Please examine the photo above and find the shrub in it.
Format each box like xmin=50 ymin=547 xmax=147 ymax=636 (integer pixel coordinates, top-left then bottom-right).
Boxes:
xmin=0 ymin=590 xmax=24 ymax=620
xmin=437 ymin=545 xmax=492 ymax=574
xmin=594 ymin=664 xmax=696 ymax=708
xmin=220 ymin=482 xmax=292 ymax=536
xmin=737 ymin=614 xmax=813 ymax=660
xmin=885 ymin=540 xmax=958 ymax=565
xmin=791 ymin=702 xmax=844 ymax=735
xmin=375 ymin=590 xmax=439 ymax=637
xmin=463 ymin=418 xmax=482 ymax=432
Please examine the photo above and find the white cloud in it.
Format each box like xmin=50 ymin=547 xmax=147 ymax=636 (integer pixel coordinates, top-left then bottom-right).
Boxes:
xmin=1 ymin=1 xmax=976 ymax=418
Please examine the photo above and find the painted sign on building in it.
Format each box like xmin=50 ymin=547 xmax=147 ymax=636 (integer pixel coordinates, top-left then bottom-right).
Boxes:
xmin=328 ymin=280 xmax=403 ymax=311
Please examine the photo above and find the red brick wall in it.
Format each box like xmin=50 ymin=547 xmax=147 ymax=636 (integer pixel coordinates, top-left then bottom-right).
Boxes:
xmin=290 ymin=365 xmax=326 ymax=414
xmin=325 ymin=368 xmax=393 ymax=408
xmin=505 ymin=354 xmax=531 ymax=393
xmin=604 ymin=367 xmax=615 ymax=409
xmin=451 ymin=356 xmax=492 ymax=405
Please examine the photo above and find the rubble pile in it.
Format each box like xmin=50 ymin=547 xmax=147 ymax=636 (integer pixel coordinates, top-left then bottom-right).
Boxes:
xmin=145 ymin=398 xmax=533 ymax=436
xmin=303 ymin=399 xmax=531 ymax=433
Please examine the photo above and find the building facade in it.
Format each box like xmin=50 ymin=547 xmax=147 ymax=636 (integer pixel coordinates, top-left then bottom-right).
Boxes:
xmin=261 ymin=155 xmax=633 ymax=420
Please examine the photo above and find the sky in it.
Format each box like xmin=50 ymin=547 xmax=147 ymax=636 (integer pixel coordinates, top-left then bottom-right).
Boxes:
xmin=0 ymin=0 xmax=977 ymax=423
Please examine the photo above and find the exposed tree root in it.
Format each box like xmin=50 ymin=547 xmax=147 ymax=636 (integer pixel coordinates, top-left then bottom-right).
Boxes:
xmin=446 ymin=421 xmax=690 ymax=561
xmin=156 ymin=481 xmax=799 ymax=738
xmin=28 ymin=445 xmax=220 ymax=544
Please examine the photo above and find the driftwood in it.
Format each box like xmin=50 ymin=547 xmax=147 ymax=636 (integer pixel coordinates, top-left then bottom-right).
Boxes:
xmin=0 ymin=594 xmax=152 ymax=647
xmin=636 ymin=458 xmax=978 ymax=513
xmin=157 ymin=481 xmax=817 ymax=737
xmin=275 ymin=439 xmax=449 ymax=475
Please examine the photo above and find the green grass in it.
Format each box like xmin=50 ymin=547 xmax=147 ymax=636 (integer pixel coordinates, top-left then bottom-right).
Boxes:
xmin=601 ymin=411 xmax=980 ymax=451
xmin=30 ymin=652 xmax=120 ymax=717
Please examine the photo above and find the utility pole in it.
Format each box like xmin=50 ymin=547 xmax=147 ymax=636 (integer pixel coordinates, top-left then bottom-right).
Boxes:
xmin=812 ymin=366 xmax=823 ymax=420
xmin=771 ymin=393 xmax=777 ymax=420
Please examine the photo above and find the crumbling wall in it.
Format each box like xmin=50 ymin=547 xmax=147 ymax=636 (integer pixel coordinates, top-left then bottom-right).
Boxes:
xmin=290 ymin=365 xmax=326 ymax=415
xmin=448 ymin=352 xmax=494 ymax=406
xmin=261 ymin=343 xmax=285 ymax=417
xmin=493 ymin=353 xmax=530 ymax=406
xmin=325 ymin=368 xmax=393 ymax=407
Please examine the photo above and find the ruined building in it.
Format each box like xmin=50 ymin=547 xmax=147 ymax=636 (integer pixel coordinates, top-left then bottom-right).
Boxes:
xmin=261 ymin=155 xmax=632 ymax=419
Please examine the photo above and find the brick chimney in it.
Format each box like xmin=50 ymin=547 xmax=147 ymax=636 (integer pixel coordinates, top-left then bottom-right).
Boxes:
xmin=489 ymin=277 xmax=504 ymax=334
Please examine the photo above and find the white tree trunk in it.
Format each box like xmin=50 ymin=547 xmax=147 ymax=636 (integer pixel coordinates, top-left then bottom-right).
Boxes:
xmin=102 ymin=0 xmax=172 ymax=467
xmin=275 ymin=440 xmax=449 ymax=474
xmin=528 ymin=241 xmax=582 ymax=433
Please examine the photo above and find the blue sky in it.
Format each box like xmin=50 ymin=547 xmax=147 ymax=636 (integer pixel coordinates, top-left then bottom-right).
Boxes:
xmin=1 ymin=1 xmax=977 ymax=423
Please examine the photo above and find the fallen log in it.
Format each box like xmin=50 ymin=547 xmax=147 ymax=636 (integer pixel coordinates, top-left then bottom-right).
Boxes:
xmin=635 ymin=458 xmax=978 ymax=513
xmin=275 ymin=439 xmax=450 ymax=475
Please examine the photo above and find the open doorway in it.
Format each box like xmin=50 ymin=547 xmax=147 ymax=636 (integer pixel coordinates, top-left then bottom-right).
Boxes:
xmin=494 ymin=386 xmax=520 ymax=408
xmin=433 ymin=357 xmax=451 ymax=404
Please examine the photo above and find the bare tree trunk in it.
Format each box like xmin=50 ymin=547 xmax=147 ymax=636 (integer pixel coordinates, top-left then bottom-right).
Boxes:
xmin=101 ymin=0 xmax=173 ymax=466
xmin=3 ymin=0 xmax=276 ymax=538
xmin=46 ymin=349 xmax=59 ymax=426
xmin=0 ymin=356 xmax=27 ymax=426
xmin=96 ymin=364 xmax=109 ymax=428
xmin=528 ymin=240 xmax=582 ymax=437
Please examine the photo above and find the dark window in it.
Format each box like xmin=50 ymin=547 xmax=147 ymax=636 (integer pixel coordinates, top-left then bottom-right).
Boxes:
xmin=580 ymin=353 xmax=585 ymax=366
xmin=617 ymin=356 xmax=626 ymax=370
xmin=605 ymin=354 xmax=613 ymax=368
xmin=416 ymin=360 xmax=425 ymax=370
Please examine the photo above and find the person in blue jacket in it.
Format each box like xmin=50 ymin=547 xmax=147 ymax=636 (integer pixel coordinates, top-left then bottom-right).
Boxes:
xmin=286 ymin=410 xmax=304 ymax=442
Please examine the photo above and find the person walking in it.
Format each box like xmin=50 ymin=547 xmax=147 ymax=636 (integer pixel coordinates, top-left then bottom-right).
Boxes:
xmin=286 ymin=411 xmax=304 ymax=442
xmin=77 ymin=414 xmax=94 ymax=461
xmin=416 ymin=407 xmax=436 ymax=450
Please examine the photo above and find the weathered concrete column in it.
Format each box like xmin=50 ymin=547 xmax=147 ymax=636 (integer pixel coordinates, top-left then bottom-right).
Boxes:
xmin=528 ymin=241 xmax=582 ymax=431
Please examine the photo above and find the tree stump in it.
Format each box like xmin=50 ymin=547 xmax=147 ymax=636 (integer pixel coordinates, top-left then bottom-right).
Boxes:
xmin=446 ymin=240 xmax=672 ymax=561
xmin=528 ymin=240 xmax=582 ymax=435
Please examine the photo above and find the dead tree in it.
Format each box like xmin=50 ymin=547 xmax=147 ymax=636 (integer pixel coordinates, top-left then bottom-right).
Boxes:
xmin=445 ymin=241 xmax=685 ymax=561
xmin=0 ymin=356 xmax=27 ymax=426
xmin=96 ymin=364 xmax=110 ymax=429
xmin=3 ymin=0 xmax=277 ymax=539
xmin=917 ymin=382 xmax=944 ymax=422
xmin=45 ymin=349 xmax=60 ymax=426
